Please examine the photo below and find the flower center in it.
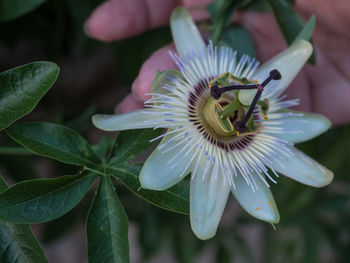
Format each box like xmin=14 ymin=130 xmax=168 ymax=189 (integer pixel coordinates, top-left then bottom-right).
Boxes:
xmin=187 ymin=70 xmax=281 ymax=151
xmin=202 ymin=96 xmax=245 ymax=137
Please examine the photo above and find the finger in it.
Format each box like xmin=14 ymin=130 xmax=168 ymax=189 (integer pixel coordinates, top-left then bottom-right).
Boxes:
xmin=296 ymin=0 xmax=350 ymax=37
xmin=132 ymin=44 xmax=177 ymax=102
xmin=116 ymin=93 xmax=145 ymax=113
xmin=239 ymin=11 xmax=286 ymax=63
xmin=85 ymin=0 xmax=212 ymax=42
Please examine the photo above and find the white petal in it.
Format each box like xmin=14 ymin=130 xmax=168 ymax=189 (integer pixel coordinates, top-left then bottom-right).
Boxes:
xmin=190 ymin=163 xmax=230 ymax=240
xmin=231 ymin=173 xmax=279 ymax=224
xmin=267 ymin=111 xmax=331 ymax=143
xmin=239 ymin=40 xmax=313 ymax=105
xmin=140 ymin=134 xmax=191 ymax=190
xmin=269 ymin=146 xmax=333 ymax=187
xmin=170 ymin=7 xmax=205 ymax=57
xmin=92 ymin=109 xmax=160 ymax=131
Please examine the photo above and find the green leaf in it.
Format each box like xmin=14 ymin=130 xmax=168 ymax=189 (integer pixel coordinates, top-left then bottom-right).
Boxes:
xmin=267 ymin=0 xmax=304 ymax=44
xmin=109 ymin=129 xmax=163 ymax=164
xmin=0 ymin=0 xmax=47 ymax=22
xmin=267 ymin=0 xmax=316 ymax=64
xmin=292 ymin=15 xmax=316 ymax=45
xmin=221 ymin=24 xmax=256 ymax=58
xmin=0 ymin=172 xmax=97 ymax=223
xmin=92 ymin=136 xmax=115 ymax=158
xmin=6 ymin=122 xmax=101 ymax=167
xmin=0 ymin=62 xmax=59 ymax=131
xmin=207 ymin=0 xmax=237 ymax=44
xmin=87 ymin=176 xmax=129 ymax=263
xmin=241 ymin=0 xmax=272 ymax=12
xmin=0 ymin=219 xmax=49 ymax=263
xmin=0 ymin=175 xmax=48 ymax=263
xmin=106 ymin=164 xmax=189 ymax=215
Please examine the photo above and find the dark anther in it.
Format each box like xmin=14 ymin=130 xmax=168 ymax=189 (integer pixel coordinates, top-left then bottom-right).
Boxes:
xmin=270 ymin=69 xmax=282 ymax=80
xmin=261 ymin=69 xmax=282 ymax=87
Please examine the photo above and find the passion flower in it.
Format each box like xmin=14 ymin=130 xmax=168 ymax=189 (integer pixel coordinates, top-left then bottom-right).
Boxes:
xmin=93 ymin=8 xmax=333 ymax=240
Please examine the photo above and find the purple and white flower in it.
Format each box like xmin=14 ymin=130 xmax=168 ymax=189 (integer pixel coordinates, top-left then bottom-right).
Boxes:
xmin=93 ymin=8 xmax=333 ymax=240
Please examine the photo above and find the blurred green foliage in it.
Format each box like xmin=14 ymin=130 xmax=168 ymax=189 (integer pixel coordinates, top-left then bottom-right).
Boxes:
xmin=0 ymin=0 xmax=47 ymax=22
xmin=0 ymin=0 xmax=349 ymax=262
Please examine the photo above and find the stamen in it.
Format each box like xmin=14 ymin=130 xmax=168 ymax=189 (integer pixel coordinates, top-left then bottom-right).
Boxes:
xmin=211 ymin=69 xmax=281 ymax=100
xmin=237 ymin=70 xmax=281 ymax=131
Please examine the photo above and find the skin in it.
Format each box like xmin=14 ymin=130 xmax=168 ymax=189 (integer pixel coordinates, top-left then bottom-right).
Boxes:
xmin=85 ymin=0 xmax=350 ymax=126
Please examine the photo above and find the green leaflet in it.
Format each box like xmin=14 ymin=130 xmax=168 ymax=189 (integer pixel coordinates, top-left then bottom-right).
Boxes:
xmin=6 ymin=122 xmax=101 ymax=167
xmin=0 ymin=62 xmax=59 ymax=131
xmin=109 ymin=128 xmax=162 ymax=164
xmin=0 ymin=172 xmax=97 ymax=223
xmin=87 ymin=176 xmax=130 ymax=263
xmin=207 ymin=0 xmax=237 ymax=45
xmin=106 ymin=164 xmax=190 ymax=215
xmin=0 ymin=175 xmax=48 ymax=263
xmin=292 ymin=15 xmax=316 ymax=45
xmin=221 ymin=25 xmax=256 ymax=59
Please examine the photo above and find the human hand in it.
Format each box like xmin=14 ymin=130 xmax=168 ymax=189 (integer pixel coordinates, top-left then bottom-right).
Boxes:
xmin=85 ymin=0 xmax=350 ymax=125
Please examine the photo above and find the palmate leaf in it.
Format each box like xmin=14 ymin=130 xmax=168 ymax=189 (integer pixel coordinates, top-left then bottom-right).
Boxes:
xmin=106 ymin=129 xmax=190 ymax=215
xmin=0 ymin=172 xmax=97 ymax=223
xmin=0 ymin=175 xmax=48 ymax=263
xmin=0 ymin=62 xmax=59 ymax=131
xmin=87 ymin=176 xmax=129 ymax=263
xmin=0 ymin=0 xmax=47 ymax=22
